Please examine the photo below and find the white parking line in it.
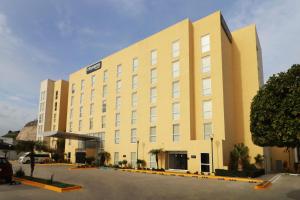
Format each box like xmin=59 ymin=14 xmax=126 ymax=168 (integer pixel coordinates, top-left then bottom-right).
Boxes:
xmin=269 ymin=174 xmax=282 ymax=183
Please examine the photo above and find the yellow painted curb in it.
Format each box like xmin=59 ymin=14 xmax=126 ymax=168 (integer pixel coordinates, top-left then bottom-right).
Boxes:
xmin=121 ymin=169 xmax=264 ymax=183
xmin=14 ymin=177 xmax=82 ymax=193
xmin=36 ymin=163 xmax=76 ymax=167
xmin=69 ymin=167 xmax=98 ymax=170
xmin=254 ymin=181 xmax=272 ymax=190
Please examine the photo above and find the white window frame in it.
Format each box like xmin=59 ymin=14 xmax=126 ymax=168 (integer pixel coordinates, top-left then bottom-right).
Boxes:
xmin=114 ymin=130 xmax=120 ymax=144
xmin=172 ymin=102 xmax=180 ymax=121
xmin=172 ymin=81 xmax=180 ymax=98
xmin=172 ymin=40 xmax=180 ymax=58
xmin=117 ymin=64 xmax=122 ymax=78
xmin=101 ymin=115 xmax=106 ymax=128
xmin=203 ymin=100 xmax=212 ymax=119
xmin=91 ymin=89 xmax=95 ymax=102
xmin=78 ymin=120 xmax=82 ymax=131
xmin=201 ymin=34 xmax=210 ymax=53
xmin=81 ymin=80 xmax=85 ymax=92
xmin=114 ymin=152 xmax=119 ymax=165
xmin=131 ymin=110 xmax=137 ymax=125
xmin=172 ymin=61 xmax=180 ymax=78
xmin=131 ymin=128 xmax=137 ymax=143
xmin=103 ymin=85 xmax=107 ymax=98
xmin=150 ymin=87 xmax=157 ymax=104
xmin=150 ymin=68 xmax=157 ymax=84
xmin=204 ymin=123 xmax=212 ymax=140
xmin=79 ymin=106 xmax=83 ymax=118
xmin=132 ymin=92 xmax=137 ymax=108
xmin=103 ymin=70 xmax=108 ymax=83
xmin=91 ymin=75 xmax=96 ymax=88
xmin=132 ymin=75 xmax=138 ymax=90
xmin=115 ymin=96 xmax=121 ymax=111
xmin=116 ymin=80 xmax=121 ymax=94
xmin=150 ymin=106 xmax=157 ymax=123
xmin=172 ymin=124 xmax=180 ymax=142
xmin=202 ymin=56 xmax=211 ymax=73
xmin=115 ymin=113 xmax=120 ymax=127
xmin=202 ymin=78 xmax=212 ymax=96
xmin=151 ymin=50 xmax=157 ymax=65
xmin=132 ymin=58 xmax=138 ymax=72
xmin=150 ymin=126 xmax=156 ymax=143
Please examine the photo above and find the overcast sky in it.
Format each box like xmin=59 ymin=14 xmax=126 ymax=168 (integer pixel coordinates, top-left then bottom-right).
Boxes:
xmin=0 ymin=0 xmax=299 ymax=135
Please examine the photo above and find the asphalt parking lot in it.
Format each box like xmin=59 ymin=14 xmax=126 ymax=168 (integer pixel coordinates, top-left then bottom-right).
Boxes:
xmin=0 ymin=164 xmax=299 ymax=200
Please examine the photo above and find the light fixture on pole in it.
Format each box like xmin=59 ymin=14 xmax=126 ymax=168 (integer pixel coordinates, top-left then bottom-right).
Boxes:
xmin=210 ymin=134 xmax=214 ymax=173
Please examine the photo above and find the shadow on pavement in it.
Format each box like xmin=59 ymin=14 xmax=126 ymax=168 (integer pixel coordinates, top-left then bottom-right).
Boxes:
xmin=286 ymin=190 xmax=300 ymax=200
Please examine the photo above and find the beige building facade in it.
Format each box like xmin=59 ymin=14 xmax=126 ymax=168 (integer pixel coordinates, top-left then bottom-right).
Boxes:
xmin=37 ymin=11 xmax=298 ymax=173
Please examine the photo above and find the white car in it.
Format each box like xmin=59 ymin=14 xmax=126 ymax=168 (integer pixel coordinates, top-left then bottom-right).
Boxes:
xmin=18 ymin=152 xmax=52 ymax=164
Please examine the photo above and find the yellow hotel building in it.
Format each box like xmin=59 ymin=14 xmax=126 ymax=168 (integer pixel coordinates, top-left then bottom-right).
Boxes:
xmin=37 ymin=11 xmax=272 ymax=172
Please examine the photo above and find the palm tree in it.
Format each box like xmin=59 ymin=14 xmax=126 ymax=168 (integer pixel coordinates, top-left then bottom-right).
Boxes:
xmin=230 ymin=143 xmax=250 ymax=171
xmin=98 ymin=151 xmax=111 ymax=166
xmin=149 ymin=148 xmax=163 ymax=169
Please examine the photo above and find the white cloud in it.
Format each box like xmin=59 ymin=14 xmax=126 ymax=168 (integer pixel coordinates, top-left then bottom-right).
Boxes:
xmin=226 ymin=0 xmax=300 ymax=80
xmin=0 ymin=12 xmax=56 ymax=135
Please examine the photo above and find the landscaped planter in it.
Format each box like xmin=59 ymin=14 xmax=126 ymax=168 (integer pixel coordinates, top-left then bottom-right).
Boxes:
xmin=14 ymin=176 xmax=82 ymax=192
xmin=215 ymin=169 xmax=265 ymax=178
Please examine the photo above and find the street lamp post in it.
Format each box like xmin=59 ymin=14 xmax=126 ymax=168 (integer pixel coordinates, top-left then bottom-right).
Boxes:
xmin=136 ymin=139 xmax=140 ymax=169
xmin=210 ymin=134 xmax=214 ymax=174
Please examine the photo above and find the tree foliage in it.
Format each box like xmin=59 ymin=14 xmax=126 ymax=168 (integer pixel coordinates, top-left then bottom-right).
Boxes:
xmin=250 ymin=64 xmax=300 ymax=148
xmin=149 ymin=148 xmax=164 ymax=169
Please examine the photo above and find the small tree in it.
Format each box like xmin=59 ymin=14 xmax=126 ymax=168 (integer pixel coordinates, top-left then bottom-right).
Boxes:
xmin=98 ymin=151 xmax=111 ymax=166
xmin=254 ymin=154 xmax=264 ymax=169
xmin=229 ymin=143 xmax=250 ymax=171
xmin=149 ymin=148 xmax=163 ymax=169
xmin=137 ymin=159 xmax=146 ymax=169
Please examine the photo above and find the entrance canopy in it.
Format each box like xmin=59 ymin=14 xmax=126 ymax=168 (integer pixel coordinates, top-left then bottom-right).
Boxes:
xmin=41 ymin=131 xmax=99 ymax=141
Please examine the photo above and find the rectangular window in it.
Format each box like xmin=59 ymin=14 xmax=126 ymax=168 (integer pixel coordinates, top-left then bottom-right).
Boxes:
xmin=91 ymin=89 xmax=95 ymax=102
xmin=115 ymin=96 xmax=121 ymax=111
xmin=52 ymin=125 xmax=56 ymax=131
xmin=204 ymin=123 xmax=212 ymax=140
xmin=69 ymin=122 xmax=73 ymax=132
xmin=173 ymin=124 xmax=180 ymax=142
xmin=40 ymin=91 xmax=45 ymax=101
xmin=132 ymin=58 xmax=138 ymax=72
xmin=79 ymin=106 xmax=83 ymax=118
xmin=201 ymin=34 xmax=210 ymax=53
xmin=39 ymin=102 xmax=45 ymax=112
xmin=150 ymin=68 xmax=157 ymax=84
xmin=202 ymin=78 xmax=212 ymax=96
xmin=201 ymin=153 xmax=210 ymax=172
xmin=132 ymin=75 xmax=138 ymax=90
xmin=150 ymin=106 xmax=157 ymax=123
xmin=115 ymin=130 xmax=120 ymax=144
xmin=102 ymin=100 xmax=106 ymax=113
xmin=172 ymin=40 xmax=180 ymax=58
xmin=131 ymin=152 xmax=137 ymax=168
xmin=70 ymin=96 xmax=74 ymax=107
xmin=69 ymin=109 xmax=73 ymax=120
xmin=99 ymin=132 xmax=105 ymax=149
xmin=114 ymin=152 xmax=119 ymax=165
xmin=172 ymin=81 xmax=180 ymax=98
xmin=172 ymin=103 xmax=180 ymax=121
xmin=102 ymin=85 xmax=107 ymax=98
xmin=78 ymin=120 xmax=82 ymax=131
xmin=202 ymin=56 xmax=211 ymax=73
xmin=116 ymin=80 xmax=121 ymax=94
xmin=172 ymin=61 xmax=180 ymax=78
xmin=101 ymin=115 xmax=106 ymax=128
xmin=150 ymin=87 xmax=157 ymax=104
xmin=90 ymin=103 xmax=94 ymax=116
xmin=132 ymin=92 xmax=137 ymax=108
xmin=151 ymin=50 xmax=157 ymax=65
xmin=80 ymin=93 xmax=83 ymax=105
xmin=81 ymin=80 xmax=85 ymax=92
xmin=71 ymin=84 xmax=75 ymax=94
xmin=89 ymin=118 xmax=93 ymax=130
xmin=150 ymin=154 xmax=156 ymax=169
xmin=103 ymin=70 xmax=108 ymax=83
xmin=54 ymin=102 xmax=57 ymax=111
xmin=115 ymin=113 xmax=120 ymax=127
xmin=203 ymin=101 xmax=212 ymax=119
xmin=150 ymin=126 xmax=156 ymax=143
xmin=131 ymin=110 xmax=137 ymax=125
xmin=91 ymin=75 xmax=96 ymax=88
xmin=55 ymin=91 xmax=58 ymax=100
xmin=117 ymin=64 xmax=122 ymax=78
xmin=38 ymin=114 xmax=43 ymax=124
xmin=53 ymin=113 xmax=56 ymax=123
xmin=131 ymin=128 xmax=137 ymax=143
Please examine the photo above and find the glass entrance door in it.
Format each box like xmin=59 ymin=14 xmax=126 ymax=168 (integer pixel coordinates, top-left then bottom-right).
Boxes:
xmin=200 ymin=153 xmax=210 ymax=172
xmin=168 ymin=152 xmax=187 ymax=170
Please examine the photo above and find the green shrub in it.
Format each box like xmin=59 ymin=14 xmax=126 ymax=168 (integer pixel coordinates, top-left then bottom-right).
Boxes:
xmin=86 ymin=157 xmax=95 ymax=165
